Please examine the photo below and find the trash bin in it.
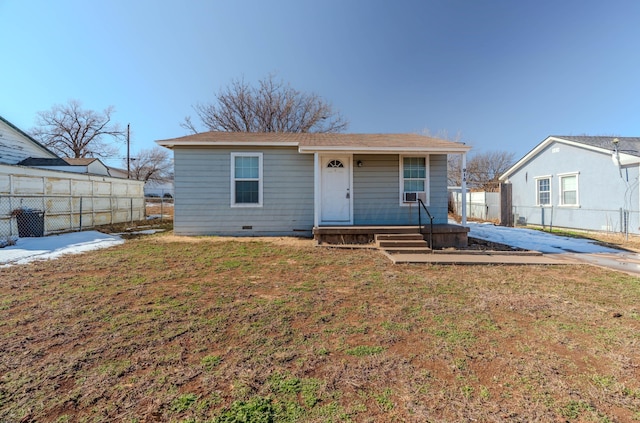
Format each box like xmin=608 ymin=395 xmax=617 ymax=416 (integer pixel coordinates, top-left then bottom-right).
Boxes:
xmin=15 ymin=209 xmax=45 ymax=237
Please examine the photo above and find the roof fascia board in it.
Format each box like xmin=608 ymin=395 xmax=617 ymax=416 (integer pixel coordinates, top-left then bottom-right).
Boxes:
xmin=298 ymin=146 xmax=471 ymax=154
xmin=156 ymin=140 xmax=471 ymax=154
xmin=157 ymin=140 xmax=300 ymax=148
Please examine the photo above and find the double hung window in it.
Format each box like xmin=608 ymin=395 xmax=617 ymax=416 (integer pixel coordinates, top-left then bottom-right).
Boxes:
xmin=536 ymin=177 xmax=551 ymax=206
xmin=559 ymin=173 xmax=578 ymax=206
xmin=401 ymin=156 xmax=428 ymax=204
xmin=231 ymin=153 xmax=262 ymax=207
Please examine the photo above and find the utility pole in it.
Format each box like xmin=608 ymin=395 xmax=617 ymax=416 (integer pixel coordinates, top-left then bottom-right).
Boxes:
xmin=127 ymin=123 xmax=130 ymax=179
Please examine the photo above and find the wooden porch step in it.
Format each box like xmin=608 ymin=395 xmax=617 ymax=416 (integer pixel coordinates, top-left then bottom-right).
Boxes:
xmin=375 ymin=233 xmax=431 ymax=254
xmin=378 ymin=240 xmax=428 ymax=248
xmin=375 ymin=233 xmax=425 ymax=241
xmin=383 ymin=246 xmax=433 ymax=254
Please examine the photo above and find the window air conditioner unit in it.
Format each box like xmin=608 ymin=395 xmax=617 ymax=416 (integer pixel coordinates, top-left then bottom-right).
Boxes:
xmin=403 ymin=192 xmax=426 ymax=203
xmin=404 ymin=192 xmax=417 ymax=202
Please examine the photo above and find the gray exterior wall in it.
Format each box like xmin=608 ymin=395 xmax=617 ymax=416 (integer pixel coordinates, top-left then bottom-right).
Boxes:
xmin=173 ymin=146 xmax=314 ymax=236
xmin=507 ymin=141 xmax=640 ymax=234
xmin=173 ymin=148 xmax=450 ymax=236
xmin=353 ymin=154 xmax=448 ymax=225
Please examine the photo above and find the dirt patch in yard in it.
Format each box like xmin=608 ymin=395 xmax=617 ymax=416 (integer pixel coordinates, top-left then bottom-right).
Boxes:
xmin=464 ymin=236 xmax=528 ymax=251
xmin=1 ymin=232 xmax=639 ymax=422
xmin=157 ymin=234 xmax=315 ymax=248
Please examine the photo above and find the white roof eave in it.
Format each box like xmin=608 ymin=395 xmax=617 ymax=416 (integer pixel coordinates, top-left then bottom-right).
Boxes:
xmin=297 ymin=146 xmax=471 ymax=154
xmin=156 ymin=139 xmax=472 ymax=154
xmin=156 ymin=140 xmax=300 ymax=149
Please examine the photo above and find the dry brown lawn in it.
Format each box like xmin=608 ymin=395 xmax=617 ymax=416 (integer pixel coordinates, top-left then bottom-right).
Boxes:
xmin=1 ymin=231 xmax=640 ymax=422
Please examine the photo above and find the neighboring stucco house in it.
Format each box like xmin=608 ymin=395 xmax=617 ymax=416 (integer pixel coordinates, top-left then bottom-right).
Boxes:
xmin=157 ymin=132 xmax=470 ymax=243
xmin=500 ymin=135 xmax=640 ymax=234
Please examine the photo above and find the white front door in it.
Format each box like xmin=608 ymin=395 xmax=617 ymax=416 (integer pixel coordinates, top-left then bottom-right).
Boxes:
xmin=320 ymin=156 xmax=351 ymax=223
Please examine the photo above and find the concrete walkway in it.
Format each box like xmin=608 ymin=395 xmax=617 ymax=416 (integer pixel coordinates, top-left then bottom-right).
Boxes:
xmin=384 ymin=250 xmax=575 ymax=265
xmin=320 ymin=242 xmax=640 ymax=275
xmin=563 ymin=251 xmax=640 ymax=276
xmin=383 ymin=246 xmax=640 ymax=277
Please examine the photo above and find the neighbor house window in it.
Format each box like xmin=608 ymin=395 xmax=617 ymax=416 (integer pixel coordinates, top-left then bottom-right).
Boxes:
xmin=536 ymin=176 xmax=551 ymax=206
xmin=559 ymin=173 xmax=578 ymax=206
xmin=231 ymin=152 xmax=263 ymax=207
xmin=400 ymin=156 xmax=428 ymax=204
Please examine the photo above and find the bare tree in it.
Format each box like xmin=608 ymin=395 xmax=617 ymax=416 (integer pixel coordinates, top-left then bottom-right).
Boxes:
xmin=30 ymin=100 xmax=124 ymax=158
xmin=126 ymin=146 xmax=173 ymax=182
xmin=182 ymin=74 xmax=348 ymax=133
xmin=469 ymin=151 xmax=516 ymax=191
xmin=449 ymin=150 xmax=515 ymax=191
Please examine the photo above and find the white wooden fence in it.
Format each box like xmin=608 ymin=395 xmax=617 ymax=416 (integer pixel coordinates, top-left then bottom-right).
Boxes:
xmin=450 ymin=191 xmax=501 ymax=221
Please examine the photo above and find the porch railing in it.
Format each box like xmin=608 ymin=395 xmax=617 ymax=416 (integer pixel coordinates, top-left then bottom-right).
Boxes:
xmin=417 ymin=198 xmax=434 ymax=250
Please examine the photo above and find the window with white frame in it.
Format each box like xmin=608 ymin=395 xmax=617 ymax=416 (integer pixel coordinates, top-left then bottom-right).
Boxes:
xmin=536 ymin=176 xmax=551 ymax=206
xmin=231 ymin=152 xmax=262 ymax=206
xmin=401 ymin=156 xmax=428 ymax=204
xmin=559 ymin=173 xmax=578 ymax=206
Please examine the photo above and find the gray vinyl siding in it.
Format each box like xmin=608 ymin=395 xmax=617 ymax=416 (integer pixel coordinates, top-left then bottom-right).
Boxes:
xmin=428 ymin=154 xmax=449 ymax=224
xmin=352 ymin=154 xmax=449 ymax=225
xmin=173 ymin=146 xmax=314 ymax=236
xmin=174 ymin=148 xmax=451 ymax=235
xmin=508 ymin=141 xmax=640 ymax=234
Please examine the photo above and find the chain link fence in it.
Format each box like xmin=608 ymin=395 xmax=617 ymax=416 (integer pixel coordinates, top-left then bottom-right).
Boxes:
xmin=1 ymin=195 xmax=145 ymax=247
xmin=512 ymin=205 xmax=638 ymax=236
xmin=145 ymin=196 xmax=174 ymax=223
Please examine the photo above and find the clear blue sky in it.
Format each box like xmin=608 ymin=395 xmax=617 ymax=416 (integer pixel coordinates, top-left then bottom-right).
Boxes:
xmin=1 ymin=0 xmax=639 ymax=167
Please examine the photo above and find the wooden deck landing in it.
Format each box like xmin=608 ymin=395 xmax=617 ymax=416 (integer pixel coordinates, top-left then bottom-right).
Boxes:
xmin=313 ymin=224 xmax=469 ymax=249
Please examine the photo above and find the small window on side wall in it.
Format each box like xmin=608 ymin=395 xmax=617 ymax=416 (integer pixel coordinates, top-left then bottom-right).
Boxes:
xmin=536 ymin=177 xmax=551 ymax=206
xmin=559 ymin=173 xmax=578 ymax=206
xmin=231 ymin=152 xmax=263 ymax=207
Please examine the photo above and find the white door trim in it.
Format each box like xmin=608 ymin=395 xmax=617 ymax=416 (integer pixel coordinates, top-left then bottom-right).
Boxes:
xmin=319 ymin=154 xmax=353 ymax=225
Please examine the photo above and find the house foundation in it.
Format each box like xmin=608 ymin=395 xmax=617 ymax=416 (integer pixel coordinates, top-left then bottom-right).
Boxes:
xmin=313 ymin=224 xmax=469 ymax=249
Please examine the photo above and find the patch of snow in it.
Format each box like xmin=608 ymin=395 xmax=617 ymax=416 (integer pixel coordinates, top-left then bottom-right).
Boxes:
xmin=0 ymin=231 xmax=124 ymax=266
xmin=466 ymin=222 xmax=621 ymax=254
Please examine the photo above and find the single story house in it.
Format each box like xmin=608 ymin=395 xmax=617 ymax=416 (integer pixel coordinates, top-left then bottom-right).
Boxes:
xmin=157 ymin=132 xmax=471 ymax=246
xmin=500 ymin=135 xmax=640 ymax=234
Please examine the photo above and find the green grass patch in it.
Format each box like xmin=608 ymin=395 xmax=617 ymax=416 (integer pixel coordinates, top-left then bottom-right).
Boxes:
xmin=345 ymin=345 xmax=385 ymax=356
xmin=171 ymin=393 xmax=198 ymax=413
xmin=201 ymin=355 xmax=222 ymax=371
